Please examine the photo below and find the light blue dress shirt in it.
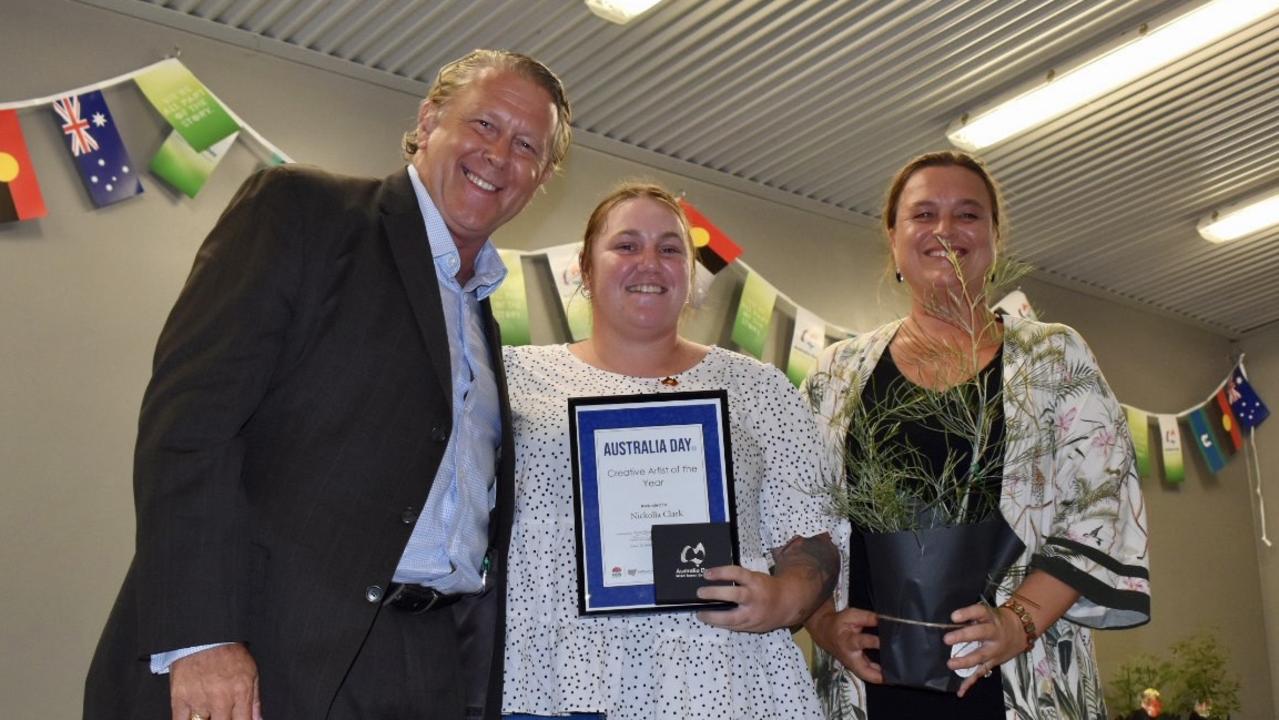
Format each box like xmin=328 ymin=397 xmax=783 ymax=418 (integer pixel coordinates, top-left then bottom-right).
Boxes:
xmin=151 ymin=166 xmax=505 ymax=673
xmin=394 ymin=164 xmax=504 ymax=594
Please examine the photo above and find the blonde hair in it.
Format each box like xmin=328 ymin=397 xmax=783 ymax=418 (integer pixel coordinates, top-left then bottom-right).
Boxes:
xmin=401 ymin=49 xmax=572 ymax=174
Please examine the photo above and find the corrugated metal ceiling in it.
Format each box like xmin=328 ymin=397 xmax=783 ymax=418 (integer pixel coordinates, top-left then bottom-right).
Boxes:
xmin=81 ymin=0 xmax=1279 ymax=338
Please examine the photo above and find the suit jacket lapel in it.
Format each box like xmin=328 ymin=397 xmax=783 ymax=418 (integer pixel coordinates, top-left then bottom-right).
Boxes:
xmin=480 ymin=300 xmax=516 ymax=544
xmin=478 ymin=297 xmax=514 ymax=719
xmin=380 ymin=170 xmax=452 ymax=401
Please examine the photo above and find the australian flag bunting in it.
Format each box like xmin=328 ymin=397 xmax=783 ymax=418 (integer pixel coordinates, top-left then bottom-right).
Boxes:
xmin=51 ymin=91 xmax=143 ymax=207
xmin=1228 ymin=365 xmax=1270 ymax=431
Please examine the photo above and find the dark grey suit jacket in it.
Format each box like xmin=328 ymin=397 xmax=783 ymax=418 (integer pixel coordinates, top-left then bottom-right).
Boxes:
xmin=84 ymin=166 xmax=515 ymax=719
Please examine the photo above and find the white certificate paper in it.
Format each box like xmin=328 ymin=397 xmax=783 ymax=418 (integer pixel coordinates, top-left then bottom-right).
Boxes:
xmin=594 ymin=424 xmax=710 ymax=587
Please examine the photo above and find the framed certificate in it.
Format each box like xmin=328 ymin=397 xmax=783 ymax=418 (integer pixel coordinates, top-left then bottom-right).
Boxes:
xmin=569 ymin=390 xmax=739 ymax=615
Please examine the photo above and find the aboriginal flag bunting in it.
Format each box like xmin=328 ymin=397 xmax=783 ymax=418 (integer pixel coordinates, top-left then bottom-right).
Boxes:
xmin=679 ymin=199 xmax=742 ymax=274
xmin=1211 ymin=387 xmax=1243 ymax=454
xmin=0 ymin=110 xmax=48 ymax=223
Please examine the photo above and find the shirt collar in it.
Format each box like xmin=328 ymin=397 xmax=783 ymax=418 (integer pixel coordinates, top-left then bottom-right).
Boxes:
xmin=406 ymin=165 xmax=507 ymax=298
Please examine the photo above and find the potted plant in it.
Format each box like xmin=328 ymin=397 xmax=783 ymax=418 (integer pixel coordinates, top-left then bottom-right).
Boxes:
xmin=808 ymin=255 xmax=1108 ymax=692
xmin=1169 ymin=632 xmax=1240 ymax=719
xmin=1107 ymin=653 xmax=1174 ymax=718
xmin=1106 ymin=631 xmax=1240 ymax=719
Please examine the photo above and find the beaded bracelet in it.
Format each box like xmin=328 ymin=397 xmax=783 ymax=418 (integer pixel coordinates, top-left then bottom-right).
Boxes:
xmin=1000 ymin=598 xmax=1037 ymax=652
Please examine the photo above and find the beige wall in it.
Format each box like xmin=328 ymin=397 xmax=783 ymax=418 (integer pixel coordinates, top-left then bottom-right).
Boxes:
xmin=1 ymin=0 xmax=1274 ymax=717
xmin=1241 ymin=324 xmax=1279 ymax=711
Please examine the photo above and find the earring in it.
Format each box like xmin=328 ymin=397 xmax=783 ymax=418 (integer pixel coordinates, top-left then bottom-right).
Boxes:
xmin=895 ymin=269 xmax=903 ymax=283
xmin=580 ymin=285 xmax=591 ymax=299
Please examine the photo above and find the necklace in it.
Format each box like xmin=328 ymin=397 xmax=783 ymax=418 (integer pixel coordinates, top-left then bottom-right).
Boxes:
xmin=659 ymin=376 xmax=679 ymax=387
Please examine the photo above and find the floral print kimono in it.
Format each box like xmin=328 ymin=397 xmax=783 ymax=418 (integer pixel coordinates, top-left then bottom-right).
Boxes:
xmin=803 ymin=316 xmax=1151 ymax=720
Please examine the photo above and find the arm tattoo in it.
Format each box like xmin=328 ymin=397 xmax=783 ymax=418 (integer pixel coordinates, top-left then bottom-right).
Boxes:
xmin=772 ymin=533 xmax=840 ymax=614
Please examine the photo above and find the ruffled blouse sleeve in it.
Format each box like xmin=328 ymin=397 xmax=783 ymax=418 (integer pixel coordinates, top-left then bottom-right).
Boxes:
xmin=749 ymin=362 xmax=833 ymax=552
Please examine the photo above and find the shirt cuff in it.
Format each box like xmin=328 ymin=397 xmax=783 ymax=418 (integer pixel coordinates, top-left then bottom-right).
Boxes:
xmin=150 ymin=642 xmax=234 ymax=675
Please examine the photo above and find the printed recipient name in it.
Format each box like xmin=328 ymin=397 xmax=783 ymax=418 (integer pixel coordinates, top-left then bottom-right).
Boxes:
xmin=602 ymin=437 xmax=694 ymax=456
xmin=630 ymin=509 xmax=685 ymax=520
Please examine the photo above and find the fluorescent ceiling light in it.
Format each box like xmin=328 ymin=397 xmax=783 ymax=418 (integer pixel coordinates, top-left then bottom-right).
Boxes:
xmin=1199 ymin=189 xmax=1279 ymax=243
xmin=948 ymin=0 xmax=1279 ymax=151
xmin=586 ymin=0 xmax=664 ymax=24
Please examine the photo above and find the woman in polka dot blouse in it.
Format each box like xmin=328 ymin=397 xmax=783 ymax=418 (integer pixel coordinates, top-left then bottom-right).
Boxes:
xmin=501 ymin=182 xmax=839 ymax=720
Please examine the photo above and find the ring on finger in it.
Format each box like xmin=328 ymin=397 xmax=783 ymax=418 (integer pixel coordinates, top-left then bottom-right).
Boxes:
xmin=191 ymin=714 xmax=205 ymax=720
xmin=982 ymin=661 xmax=993 ymax=678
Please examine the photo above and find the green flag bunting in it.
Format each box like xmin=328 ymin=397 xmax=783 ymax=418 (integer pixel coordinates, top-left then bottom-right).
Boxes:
xmin=491 ymin=249 xmax=531 ymax=347
xmin=1124 ymin=405 xmax=1152 ymax=479
xmin=731 ymin=271 xmax=776 ymax=359
xmin=786 ymin=307 xmax=825 ymax=387
xmin=135 ymin=60 xmax=239 ymax=152
xmin=1156 ymin=414 xmax=1184 ymax=484
xmin=150 ymin=130 xmax=237 ymax=198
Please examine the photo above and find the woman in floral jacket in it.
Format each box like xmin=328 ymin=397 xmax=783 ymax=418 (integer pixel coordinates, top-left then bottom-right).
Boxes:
xmin=802 ymin=151 xmax=1150 ymax=719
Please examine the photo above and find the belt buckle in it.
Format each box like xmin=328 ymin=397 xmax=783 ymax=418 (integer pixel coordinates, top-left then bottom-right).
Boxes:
xmin=383 ymin=583 xmax=447 ymax=614
xmin=412 ymin=587 xmax=446 ymax=614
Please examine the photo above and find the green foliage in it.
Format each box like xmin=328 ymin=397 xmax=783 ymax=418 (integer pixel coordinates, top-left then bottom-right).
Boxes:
xmin=809 ymin=249 xmax=1115 ymax=534
xmin=831 ymin=372 xmax=1003 ymax=533
xmin=1106 ymin=630 xmax=1240 ymax=718
xmin=1106 ymin=653 xmax=1175 ymax=715
xmin=1169 ymin=632 xmax=1241 ymax=717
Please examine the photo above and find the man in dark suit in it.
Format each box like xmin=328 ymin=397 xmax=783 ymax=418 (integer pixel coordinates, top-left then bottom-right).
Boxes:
xmin=84 ymin=49 xmax=572 ymax=720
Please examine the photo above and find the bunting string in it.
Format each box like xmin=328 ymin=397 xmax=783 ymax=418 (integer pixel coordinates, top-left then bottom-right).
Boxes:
xmin=1247 ymin=430 xmax=1272 ymax=547
xmin=0 ymin=58 xmax=172 ymax=111
xmin=730 ymin=257 xmax=855 ymax=339
xmin=1116 ymin=357 xmax=1269 ymax=545
xmin=1121 ymin=361 xmax=1237 ymax=420
xmin=0 ymin=57 xmax=291 ymax=165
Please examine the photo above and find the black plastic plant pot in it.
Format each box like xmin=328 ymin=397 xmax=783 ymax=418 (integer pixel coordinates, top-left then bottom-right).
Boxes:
xmin=862 ymin=516 xmax=1024 ymax=693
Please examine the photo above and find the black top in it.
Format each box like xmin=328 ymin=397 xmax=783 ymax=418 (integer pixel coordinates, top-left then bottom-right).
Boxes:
xmin=846 ymin=346 xmax=1006 ymax=718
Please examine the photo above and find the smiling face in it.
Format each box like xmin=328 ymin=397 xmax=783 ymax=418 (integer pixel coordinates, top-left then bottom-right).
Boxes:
xmin=412 ymin=68 xmax=557 ymax=250
xmin=889 ymin=164 xmax=998 ymax=299
xmin=584 ymin=196 xmax=693 ymax=338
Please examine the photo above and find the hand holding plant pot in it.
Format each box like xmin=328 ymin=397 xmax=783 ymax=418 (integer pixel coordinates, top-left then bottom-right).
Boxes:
xmin=806 ymin=599 xmax=883 ymax=684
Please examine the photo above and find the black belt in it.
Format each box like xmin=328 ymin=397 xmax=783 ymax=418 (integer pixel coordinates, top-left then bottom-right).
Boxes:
xmin=382 ymin=583 xmax=464 ymax=613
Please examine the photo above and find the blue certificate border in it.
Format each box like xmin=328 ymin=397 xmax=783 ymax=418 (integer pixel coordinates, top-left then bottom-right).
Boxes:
xmin=569 ymin=390 xmax=738 ymax=615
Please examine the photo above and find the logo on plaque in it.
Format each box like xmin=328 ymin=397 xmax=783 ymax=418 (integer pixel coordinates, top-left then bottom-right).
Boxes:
xmin=676 ymin=542 xmax=708 ymax=579
xmin=679 ymin=542 xmax=706 ymax=567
